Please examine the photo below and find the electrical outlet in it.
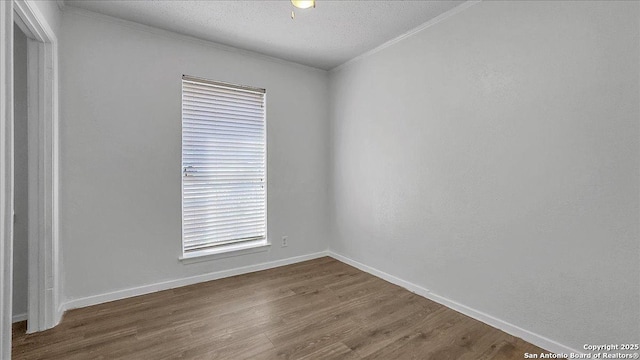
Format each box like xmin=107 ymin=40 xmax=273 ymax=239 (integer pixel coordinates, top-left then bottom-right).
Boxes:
xmin=281 ymin=236 xmax=288 ymax=247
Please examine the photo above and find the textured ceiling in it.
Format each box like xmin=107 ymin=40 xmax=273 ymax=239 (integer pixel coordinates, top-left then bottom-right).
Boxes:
xmin=64 ymin=1 xmax=464 ymax=70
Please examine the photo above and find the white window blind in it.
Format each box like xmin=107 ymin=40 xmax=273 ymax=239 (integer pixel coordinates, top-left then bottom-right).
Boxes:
xmin=181 ymin=75 xmax=266 ymax=255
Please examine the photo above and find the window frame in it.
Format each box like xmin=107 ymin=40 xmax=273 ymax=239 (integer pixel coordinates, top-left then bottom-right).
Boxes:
xmin=179 ymin=75 xmax=269 ymax=261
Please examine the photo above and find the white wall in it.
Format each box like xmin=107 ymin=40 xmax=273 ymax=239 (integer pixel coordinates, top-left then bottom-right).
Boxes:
xmin=59 ymin=9 xmax=330 ymax=302
xmin=12 ymin=24 xmax=28 ymax=320
xmin=329 ymin=0 xmax=639 ymax=352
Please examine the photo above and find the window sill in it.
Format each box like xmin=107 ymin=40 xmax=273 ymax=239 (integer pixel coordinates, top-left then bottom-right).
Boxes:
xmin=179 ymin=239 xmax=271 ymax=264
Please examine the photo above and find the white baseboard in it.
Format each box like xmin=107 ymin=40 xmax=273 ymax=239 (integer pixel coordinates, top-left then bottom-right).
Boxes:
xmin=62 ymin=251 xmax=329 ymax=312
xmin=57 ymin=248 xmax=579 ymax=356
xmin=55 ymin=301 xmax=64 ymax=329
xmin=327 ymin=251 xmax=582 ymax=356
xmin=12 ymin=313 xmax=27 ymax=323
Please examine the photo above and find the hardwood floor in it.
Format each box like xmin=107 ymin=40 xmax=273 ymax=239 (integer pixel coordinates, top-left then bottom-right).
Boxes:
xmin=12 ymin=257 xmax=546 ymax=359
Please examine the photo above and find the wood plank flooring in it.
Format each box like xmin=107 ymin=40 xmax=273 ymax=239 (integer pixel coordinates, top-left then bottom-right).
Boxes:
xmin=12 ymin=257 xmax=546 ymax=359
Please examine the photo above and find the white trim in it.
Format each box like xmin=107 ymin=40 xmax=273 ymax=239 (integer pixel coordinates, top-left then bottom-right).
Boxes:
xmin=62 ymin=5 xmax=327 ymax=75
xmin=61 ymin=251 xmax=329 ymax=312
xmin=0 ymin=1 xmax=15 ymax=357
xmin=26 ymin=35 xmax=40 ymax=334
xmin=12 ymin=313 xmax=26 ymax=323
xmin=12 ymin=10 xmax=29 ymax=39
xmin=12 ymin=1 xmax=53 ymax=42
xmin=330 ymin=0 xmax=481 ymax=73
xmin=180 ymin=240 xmax=271 ymax=264
xmin=12 ymin=0 xmax=60 ymax=333
xmin=327 ymin=251 xmax=582 ymax=357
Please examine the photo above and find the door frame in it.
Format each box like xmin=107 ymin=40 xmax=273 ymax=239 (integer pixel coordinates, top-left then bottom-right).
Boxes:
xmin=2 ymin=2 xmax=60 ymax=354
xmin=0 ymin=1 xmax=15 ymax=357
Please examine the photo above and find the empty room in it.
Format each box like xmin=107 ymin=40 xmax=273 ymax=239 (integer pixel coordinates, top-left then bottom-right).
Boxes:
xmin=0 ymin=0 xmax=638 ymax=359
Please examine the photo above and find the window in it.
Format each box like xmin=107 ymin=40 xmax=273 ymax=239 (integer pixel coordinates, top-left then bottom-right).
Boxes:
xmin=181 ymin=75 xmax=267 ymax=257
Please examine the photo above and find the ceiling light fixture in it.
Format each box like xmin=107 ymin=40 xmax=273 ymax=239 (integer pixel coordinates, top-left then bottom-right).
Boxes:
xmin=291 ymin=0 xmax=315 ymax=9
xmin=291 ymin=0 xmax=315 ymax=19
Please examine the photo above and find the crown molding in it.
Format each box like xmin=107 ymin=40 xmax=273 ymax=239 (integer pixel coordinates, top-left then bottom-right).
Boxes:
xmin=330 ymin=0 xmax=481 ymax=73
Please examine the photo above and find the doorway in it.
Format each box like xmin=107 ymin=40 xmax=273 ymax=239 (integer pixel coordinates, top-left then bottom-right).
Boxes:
xmin=12 ymin=22 xmax=28 ymax=328
xmin=11 ymin=0 xmax=61 ymax=337
xmin=1 ymin=2 xmax=61 ymax=354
